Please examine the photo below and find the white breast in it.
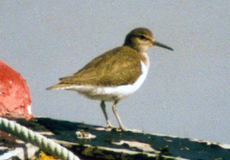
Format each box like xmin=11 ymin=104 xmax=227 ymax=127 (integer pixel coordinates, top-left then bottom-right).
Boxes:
xmin=67 ymin=61 xmax=149 ymax=101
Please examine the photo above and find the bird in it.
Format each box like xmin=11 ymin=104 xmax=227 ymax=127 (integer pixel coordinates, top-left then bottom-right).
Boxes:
xmin=47 ymin=28 xmax=173 ymax=131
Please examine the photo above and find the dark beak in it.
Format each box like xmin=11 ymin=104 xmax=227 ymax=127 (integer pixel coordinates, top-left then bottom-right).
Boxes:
xmin=153 ymin=41 xmax=174 ymax=51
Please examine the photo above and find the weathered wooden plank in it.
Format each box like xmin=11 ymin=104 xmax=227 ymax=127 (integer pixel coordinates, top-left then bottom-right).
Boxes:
xmin=1 ymin=117 xmax=230 ymax=160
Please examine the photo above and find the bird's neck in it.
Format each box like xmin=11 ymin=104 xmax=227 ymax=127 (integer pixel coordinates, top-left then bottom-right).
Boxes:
xmin=140 ymin=52 xmax=149 ymax=67
xmin=123 ymin=44 xmax=150 ymax=67
xmin=125 ymin=43 xmax=149 ymax=53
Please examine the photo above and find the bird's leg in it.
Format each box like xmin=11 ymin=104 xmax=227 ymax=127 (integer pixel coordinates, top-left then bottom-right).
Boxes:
xmin=100 ymin=101 xmax=113 ymax=128
xmin=112 ymin=100 xmax=126 ymax=131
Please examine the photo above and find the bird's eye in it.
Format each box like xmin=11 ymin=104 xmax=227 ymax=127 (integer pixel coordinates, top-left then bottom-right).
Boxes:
xmin=140 ymin=35 xmax=147 ymax=40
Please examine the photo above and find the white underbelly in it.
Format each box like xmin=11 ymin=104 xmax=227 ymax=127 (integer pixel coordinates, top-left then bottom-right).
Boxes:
xmin=67 ymin=62 xmax=149 ymax=101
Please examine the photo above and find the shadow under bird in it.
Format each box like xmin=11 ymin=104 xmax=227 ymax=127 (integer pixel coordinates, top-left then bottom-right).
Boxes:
xmin=47 ymin=28 xmax=173 ymax=131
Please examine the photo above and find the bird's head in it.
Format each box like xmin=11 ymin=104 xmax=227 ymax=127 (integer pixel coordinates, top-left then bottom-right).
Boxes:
xmin=124 ymin=28 xmax=173 ymax=53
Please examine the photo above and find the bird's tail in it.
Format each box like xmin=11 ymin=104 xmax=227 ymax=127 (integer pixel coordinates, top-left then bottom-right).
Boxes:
xmin=46 ymin=84 xmax=72 ymax=90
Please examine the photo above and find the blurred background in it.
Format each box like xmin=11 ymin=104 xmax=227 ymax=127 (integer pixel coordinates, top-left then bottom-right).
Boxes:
xmin=1 ymin=1 xmax=230 ymax=144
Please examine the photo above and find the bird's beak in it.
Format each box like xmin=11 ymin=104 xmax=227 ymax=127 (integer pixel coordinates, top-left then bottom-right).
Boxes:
xmin=152 ymin=41 xmax=174 ymax=51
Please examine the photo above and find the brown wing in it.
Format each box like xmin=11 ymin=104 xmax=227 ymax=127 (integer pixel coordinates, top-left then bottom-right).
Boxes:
xmin=58 ymin=46 xmax=142 ymax=87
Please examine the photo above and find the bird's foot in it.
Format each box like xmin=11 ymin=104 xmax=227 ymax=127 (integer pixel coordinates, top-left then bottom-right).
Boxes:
xmin=106 ymin=124 xmax=117 ymax=129
xmin=119 ymin=126 xmax=126 ymax=131
xmin=105 ymin=124 xmax=126 ymax=132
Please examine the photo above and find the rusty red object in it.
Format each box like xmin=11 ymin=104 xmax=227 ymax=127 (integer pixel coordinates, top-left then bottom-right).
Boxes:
xmin=0 ymin=60 xmax=33 ymax=119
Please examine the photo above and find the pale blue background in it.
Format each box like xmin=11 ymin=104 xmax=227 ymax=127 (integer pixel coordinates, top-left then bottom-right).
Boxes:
xmin=1 ymin=1 xmax=230 ymax=144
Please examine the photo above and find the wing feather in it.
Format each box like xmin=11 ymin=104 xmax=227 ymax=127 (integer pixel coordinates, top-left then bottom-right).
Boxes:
xmin=58 ymin=46 xmax=142 ymax=86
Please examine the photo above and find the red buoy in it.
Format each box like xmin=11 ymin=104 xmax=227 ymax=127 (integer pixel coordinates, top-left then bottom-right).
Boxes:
xmin=0 ymin=60 xmax=33 ymax=119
